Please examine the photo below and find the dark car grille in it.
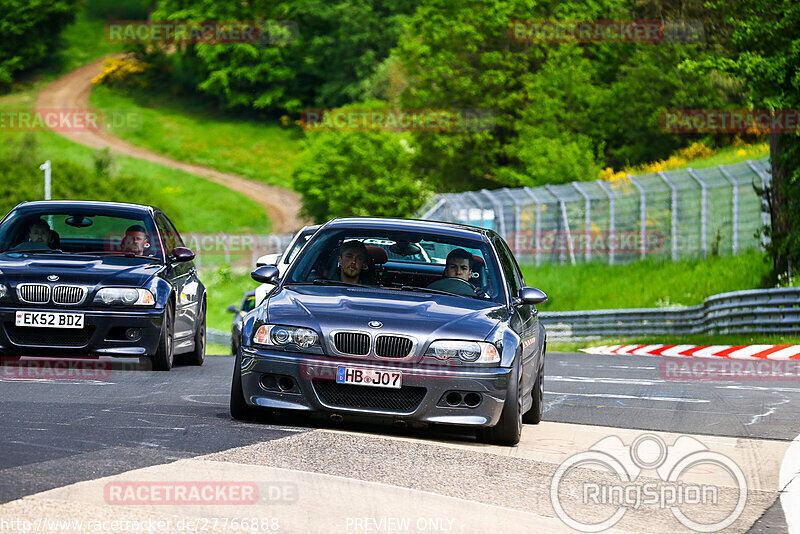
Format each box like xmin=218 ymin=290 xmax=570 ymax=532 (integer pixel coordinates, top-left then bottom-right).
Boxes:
xmin=333 ymin=332 xmax=370 ymax=355
xmin=17 ymin=284 xmax=50 ymax=304
xmin=313 ymin=380 xmax=426 ymax=413
xmin=52 ymin=285 xmax=86 ymax=305
xmin=375 ymin=335 xmax=413 ymax=358
xmin=5 ymin=323 xmax=95 ymax=347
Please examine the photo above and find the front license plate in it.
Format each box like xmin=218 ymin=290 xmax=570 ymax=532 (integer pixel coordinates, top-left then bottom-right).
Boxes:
xmin=15 ymin=311 xmax=85 ymax=329
xmin=336 ymin=366 xmax=402 ymax=389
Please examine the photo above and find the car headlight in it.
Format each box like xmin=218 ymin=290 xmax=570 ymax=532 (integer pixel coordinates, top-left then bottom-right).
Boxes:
xmin=93 ymin=288 xmax=155 ymax=306
xmin=253 ymin=324 xmax=320 ymax=350
xmin=425 ymin=340 xmax=500 ymax=364
xmin=0 ymin=283 xmax=7 ymax=300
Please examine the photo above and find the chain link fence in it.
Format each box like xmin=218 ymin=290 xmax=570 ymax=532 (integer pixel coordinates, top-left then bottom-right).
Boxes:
xmin=417 ymin=157 xmax=771 ymax=265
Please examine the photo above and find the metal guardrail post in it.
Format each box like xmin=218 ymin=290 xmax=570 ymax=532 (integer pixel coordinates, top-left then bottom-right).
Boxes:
xmin=572 ymin=182 xmax=592 ymax=261
xmin=596 ymin=180 xmax=615 ymax=265
xmin=687 ymin=168 xmax=708 ymax=258
xmin=478 ymin=190 xmax=508 ymax=237
xmin=523 ymin=187 xmax=542 ymax=266
xmin=718 ymin=165 xmax=739 ymax=255
xmin=747 ymin=159 xmax=772 ymax=247
xmin=419 ymin=197 xmax=447 ymax=221
xmin=545 ymin=185 xmax=576 ymax=265
xmin=501 ymin=187 xmax=526 ymax=254
xmin=657 ymin=171 xmax=679 ymax=261
xmin=627 ymin=174 xmax=647 ymax=260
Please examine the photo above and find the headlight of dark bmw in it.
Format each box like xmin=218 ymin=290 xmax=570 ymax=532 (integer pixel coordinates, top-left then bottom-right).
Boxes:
xmin=424 ymin=340 xmax=500 ymax=365
xmin=93 ymin=288 xmax=155 ymax=306
xmin=0 ymin=283 xmax=8 ymax=301
xmin=252 ymin=324 xmax=323 ymax=354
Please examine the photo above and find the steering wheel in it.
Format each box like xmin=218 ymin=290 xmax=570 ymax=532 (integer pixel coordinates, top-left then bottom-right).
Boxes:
xmin=427 ymin=276 xmax=478 ymax=297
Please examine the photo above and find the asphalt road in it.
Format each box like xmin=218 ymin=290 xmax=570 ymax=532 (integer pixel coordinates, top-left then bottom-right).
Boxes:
xmin=1 ymin=351 xmax=798 ymax=532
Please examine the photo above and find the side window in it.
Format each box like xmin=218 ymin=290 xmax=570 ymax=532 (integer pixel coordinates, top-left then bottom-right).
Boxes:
xmin=155 ymin=213 xmax=182 ymax=257
xmin=494 ymin=237 xmax=522 ymax=298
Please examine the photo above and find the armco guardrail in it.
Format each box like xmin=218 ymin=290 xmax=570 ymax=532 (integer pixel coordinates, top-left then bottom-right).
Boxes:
xmin=539 ymin=287 xmax=800 ymax=340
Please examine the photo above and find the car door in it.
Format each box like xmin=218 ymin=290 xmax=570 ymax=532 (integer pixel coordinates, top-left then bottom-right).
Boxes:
xmin=154 ymin=212 xmax=196 ymax=342
xmin=494 ymin=237 xmax=537 ymax=390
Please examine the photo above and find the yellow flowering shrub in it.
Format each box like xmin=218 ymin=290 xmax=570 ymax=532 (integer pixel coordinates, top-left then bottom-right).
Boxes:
xmin=92 ymin=58 xmax=149 ymax=87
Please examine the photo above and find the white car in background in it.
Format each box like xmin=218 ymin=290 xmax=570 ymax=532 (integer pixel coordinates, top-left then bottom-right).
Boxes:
xmin=254 ymin=225 xmax=319 ymax=305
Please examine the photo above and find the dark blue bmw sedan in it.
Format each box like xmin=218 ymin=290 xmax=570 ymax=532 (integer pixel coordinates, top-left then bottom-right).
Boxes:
xmin=231 ymin=217 xmax=547 ymax=445
xmin=0 ymin=201 xmax=206 ymax=371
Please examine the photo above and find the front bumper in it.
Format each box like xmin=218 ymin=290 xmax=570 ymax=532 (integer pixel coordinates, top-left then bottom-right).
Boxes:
xmin=239 ymin=347 xmax=512 ymax=427
xmin=0 ymin=306 xmax=164 ymax=356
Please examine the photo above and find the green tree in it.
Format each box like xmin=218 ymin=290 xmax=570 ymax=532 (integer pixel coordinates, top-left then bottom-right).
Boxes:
xmin=149 ymin=0 xmax=414 ymax=112
xmin=0 ymin=0 xmax=81 ymax=85
xmin=717 ymin=0 xmax=800 ymax=279
xmin=293 ymin=128 xmax=430 ymax=223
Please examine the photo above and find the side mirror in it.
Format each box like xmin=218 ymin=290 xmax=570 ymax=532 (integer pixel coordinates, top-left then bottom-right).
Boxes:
xmin=256 ymin=253 xmax=280 ymax=267
xmin=227 ymin=305 xmax=238 ymax=313
xmin=171 ymin=247 xmax=195 ymax=263
xmin=251 ymin=265 xmax=280 ymax=284
xmin=518 ymin=287 xmax=548 ymax=305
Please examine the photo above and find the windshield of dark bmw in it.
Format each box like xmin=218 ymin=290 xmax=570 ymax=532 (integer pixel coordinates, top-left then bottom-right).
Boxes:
xmin=284 ymin=228 xmax=506 ymax=303
xmin=0 ymin=208 xmax=163 ymax=259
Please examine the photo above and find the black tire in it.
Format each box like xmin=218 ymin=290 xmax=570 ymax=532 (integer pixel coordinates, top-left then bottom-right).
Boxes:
xmin=477 ymin=359 xmax=522 ymax=446
xmin=185 ymin=299 xmax=206 ymax=366
xmin=230 ymin=352 xmax=259 ymax=421
xmin=523 ymin=362 xmax=544 ymax=424
xmin=151 ymin=305 xmax=174 ymax=371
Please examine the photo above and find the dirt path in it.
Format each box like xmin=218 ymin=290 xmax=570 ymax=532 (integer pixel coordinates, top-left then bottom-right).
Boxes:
xmin=35 ymin=56 xmax=305 ymax=233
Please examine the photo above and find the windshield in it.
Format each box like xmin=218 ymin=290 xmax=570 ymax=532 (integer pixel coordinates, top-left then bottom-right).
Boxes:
xmin=0 ymin=208 xmax=162 ymax=259
xmin=285 ymin=228 xmax=504 ymax=303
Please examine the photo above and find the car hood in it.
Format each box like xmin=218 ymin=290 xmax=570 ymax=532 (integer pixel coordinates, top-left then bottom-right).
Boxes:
xmin=266 ymin=285 xmax=506 ymax=344
xmin=0 ymin=253 xmax=163 ymax=287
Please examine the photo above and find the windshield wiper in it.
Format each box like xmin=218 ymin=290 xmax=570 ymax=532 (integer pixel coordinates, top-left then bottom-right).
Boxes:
xmin=307 ymin=279 xmax=371 ymax=288
xmin=87 ymin=251 xmax=157 ymax=259
xmin=398 ymin=285 xmax=463 ymax=297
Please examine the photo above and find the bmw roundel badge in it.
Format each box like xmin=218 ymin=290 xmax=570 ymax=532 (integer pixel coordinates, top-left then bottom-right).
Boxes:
xmin=47 ymin=274 xmax=59 ymax=282
xmin=368 ymin=321 xmax=382 ymax=328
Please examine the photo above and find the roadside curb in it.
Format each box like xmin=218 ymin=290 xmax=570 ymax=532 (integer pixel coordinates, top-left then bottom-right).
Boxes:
xmin=580 ymin=344 xmax=800 ymax=359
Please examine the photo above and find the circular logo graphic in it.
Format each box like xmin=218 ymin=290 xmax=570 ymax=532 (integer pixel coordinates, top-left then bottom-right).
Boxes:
xmin=47 ymin=274 xmax=59 ymax=282
xmin=368 ymin=321 xmax=382 ymax=328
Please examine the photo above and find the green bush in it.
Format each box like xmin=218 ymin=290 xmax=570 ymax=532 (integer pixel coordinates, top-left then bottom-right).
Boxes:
xmin=84 ymin=0 xmax=149 ymax=20
xmin=0 ymin=137 xmax=173 ymax=216
xmin=293 ymin=129 xmax=431 ymax=223
xmin=0 ymin=0 xmax=81 ymax=85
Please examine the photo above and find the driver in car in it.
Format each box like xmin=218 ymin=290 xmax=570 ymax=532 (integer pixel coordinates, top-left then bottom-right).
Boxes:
xmin=121 ymin=225 xmax=151 ymax=255
xmin=12 ymin=220 xmax=52 ymax=250
xmin=428 ymin=248 xmax=482 ymax=296
xmin=332 ymin=240 xmax=369 ymax=284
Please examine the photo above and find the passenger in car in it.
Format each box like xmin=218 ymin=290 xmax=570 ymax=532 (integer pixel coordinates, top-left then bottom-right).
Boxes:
xmin=121 ymin=224 xmax=151 ymax=255
xmin=332 ymin=240 xmax=370 ymax=284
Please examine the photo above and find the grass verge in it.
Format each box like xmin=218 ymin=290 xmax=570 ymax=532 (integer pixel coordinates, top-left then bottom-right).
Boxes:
xmin=89 ymin=85 xmax=304 ymax=188
xmin=522 ymin=249 xmax=771 ymax=312
xmin=1 ymin=89 xmax=271 ymax=234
